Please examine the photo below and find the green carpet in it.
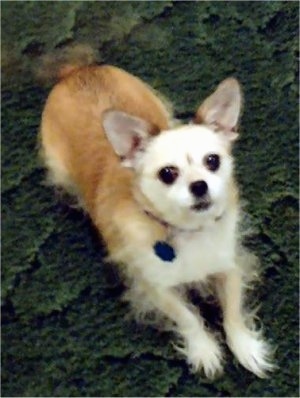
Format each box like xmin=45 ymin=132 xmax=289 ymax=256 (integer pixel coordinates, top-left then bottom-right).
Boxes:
xmin=2 ymin=1 xmax=299 ymax=396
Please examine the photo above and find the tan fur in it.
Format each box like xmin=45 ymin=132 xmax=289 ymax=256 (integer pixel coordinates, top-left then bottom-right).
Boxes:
xmin=41 ymin=64 xmax=171 ymax=255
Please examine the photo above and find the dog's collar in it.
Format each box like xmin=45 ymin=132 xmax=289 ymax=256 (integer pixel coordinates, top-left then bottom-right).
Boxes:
xmin=143 ymin=209 xmax=224 ymax=234
xmin=144 ymin=210 xmax=170 ymax=229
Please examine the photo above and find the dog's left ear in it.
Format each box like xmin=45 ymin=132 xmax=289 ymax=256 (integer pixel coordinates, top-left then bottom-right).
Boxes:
xmin=102 ymin=110 xmax=153 ymax=167
xmin=195 ymin=78 xmax=242 ymax=141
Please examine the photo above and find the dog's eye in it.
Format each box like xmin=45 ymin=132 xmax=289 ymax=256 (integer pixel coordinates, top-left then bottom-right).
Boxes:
xmin=158 ymin=166 xmax=179 ymax=185
xmin=205 ymin=154 xmax=220 ymax=172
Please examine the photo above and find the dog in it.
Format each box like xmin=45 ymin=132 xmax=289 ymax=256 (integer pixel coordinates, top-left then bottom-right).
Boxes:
xmin=40 ymin=49 xmax=273 ymax=379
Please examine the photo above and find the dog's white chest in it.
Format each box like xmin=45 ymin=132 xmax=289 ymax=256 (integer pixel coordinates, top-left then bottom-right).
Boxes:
xmin=141 ymin=219 xmax=236 ymax=288
xmin=174 ymin=227 xmax=232 ymax=279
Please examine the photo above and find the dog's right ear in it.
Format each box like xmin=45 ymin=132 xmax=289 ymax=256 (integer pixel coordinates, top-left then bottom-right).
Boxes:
xmin=102 ymin=110 xmax=152 ymax=167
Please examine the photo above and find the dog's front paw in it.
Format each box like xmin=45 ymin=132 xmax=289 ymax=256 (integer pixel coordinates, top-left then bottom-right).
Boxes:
xmin=226 ymin=327 xmax=275 ymax=378
xmin=175 ymin=333 xmax=224 ymax=379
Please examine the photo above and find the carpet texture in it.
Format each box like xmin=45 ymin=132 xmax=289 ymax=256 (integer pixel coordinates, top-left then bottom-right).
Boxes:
xmin=2 ymin=1 xmax=299 ymax=396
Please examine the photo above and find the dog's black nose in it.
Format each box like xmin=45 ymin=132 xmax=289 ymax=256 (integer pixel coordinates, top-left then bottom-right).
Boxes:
xmin=190 ymin=180 xmax=208 ymax=198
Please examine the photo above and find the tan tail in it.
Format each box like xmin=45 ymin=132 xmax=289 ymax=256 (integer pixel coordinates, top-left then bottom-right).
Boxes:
xmin=35 ymin=43 xmax=98 ymax=84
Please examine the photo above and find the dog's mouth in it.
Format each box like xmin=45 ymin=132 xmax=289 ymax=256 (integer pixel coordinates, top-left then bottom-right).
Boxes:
xmin=191 ymin=200 xmax=211 ymax=212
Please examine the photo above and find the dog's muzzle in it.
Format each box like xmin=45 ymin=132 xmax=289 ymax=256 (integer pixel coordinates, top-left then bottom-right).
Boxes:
xmin=191 ymin=199 xmax=211 ymax=212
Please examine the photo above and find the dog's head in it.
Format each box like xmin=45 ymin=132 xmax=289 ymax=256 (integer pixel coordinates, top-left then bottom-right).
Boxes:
xmin=103 ymin=78 xmax=242 ymax=229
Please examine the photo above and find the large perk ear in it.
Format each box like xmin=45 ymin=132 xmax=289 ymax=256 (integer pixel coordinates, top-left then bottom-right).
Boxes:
xmin=195 ymin=78 xmax=242 ymax=140
xmin=102 ymin=110 xmax=153 ymax=167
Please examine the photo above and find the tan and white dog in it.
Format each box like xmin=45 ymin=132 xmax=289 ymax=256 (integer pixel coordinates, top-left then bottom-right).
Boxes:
xmin=40 ymin=52 xmax=273 ymax=379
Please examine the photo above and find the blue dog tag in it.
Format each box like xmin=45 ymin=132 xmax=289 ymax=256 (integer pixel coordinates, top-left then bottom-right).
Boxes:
xmin=153 ymin=241 xmax=176 ymax=262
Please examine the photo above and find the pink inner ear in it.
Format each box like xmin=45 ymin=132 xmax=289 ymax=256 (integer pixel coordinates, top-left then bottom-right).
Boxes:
xmin=132 ymin=135 xmax=141 ymax=151
xmin=213 ymin=122 xmax=237 ymax=133
xmin=121 ymin=134 xmax=142 ymax=161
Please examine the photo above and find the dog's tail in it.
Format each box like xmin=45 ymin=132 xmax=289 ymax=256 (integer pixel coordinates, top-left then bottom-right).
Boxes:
xmin=35 ymin=44 xmax=98 ymax=84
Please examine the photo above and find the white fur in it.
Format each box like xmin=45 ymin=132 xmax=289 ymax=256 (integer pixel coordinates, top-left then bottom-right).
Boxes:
xmin=225 ymin=324 xmax=274 ymax=378
xmin=130 ymin=211 xmax=237 ymax=288
xmin=175 ymin=325 xmax=224 ymax=378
